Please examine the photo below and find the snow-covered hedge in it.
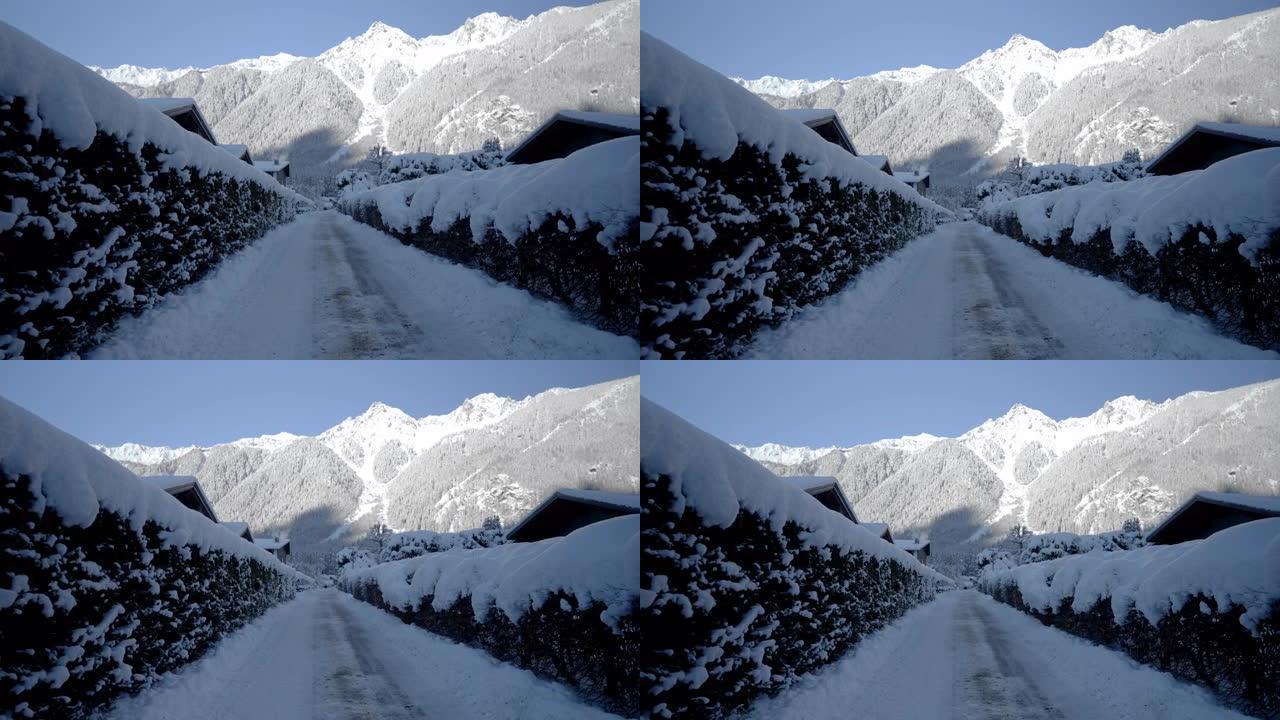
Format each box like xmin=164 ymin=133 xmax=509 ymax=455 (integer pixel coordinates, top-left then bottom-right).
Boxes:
xmin=640 ymin=399 xmax=944 ymax=719
xmin=335 ymin=145 xmax=507 ymax=200
xmin=976 ymin=528 xmax=1146 ymax=575
xmin=979 ymin=519 xmax=1280 ymax=717
xmin=639 ymin=34 xmax=944 ymax=359
xmin=978 ymin=148 xmax=1280 ymax=350
xmin=0 ymin=396 xmax=306 ymax=720
xmin=338 ymin=515 xmax=639 ymax=716
xmin=0 ymin=23 xmax=307 ymax=359
xmin=975 ymin=157 xmax=1146 ymax=209
xmin=337 ymin=137 xmax=640 ymax=337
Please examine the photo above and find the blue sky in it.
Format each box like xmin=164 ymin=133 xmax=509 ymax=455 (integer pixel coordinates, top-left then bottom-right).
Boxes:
xmin=2 ymin=0 xmax=595 ymax=69
xmin=641 ymin=0 xmax=1280 ymax=80
xmin=641 ymin=361 xmax=1280 ymax=447
xmin=0 ymin=361 xmax=637 ymax=447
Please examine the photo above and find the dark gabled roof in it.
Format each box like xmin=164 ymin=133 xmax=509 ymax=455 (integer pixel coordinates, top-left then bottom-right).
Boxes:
xmin=140 ymin=97 xmax=217 ymax=144
xmin=782 ymin=475 xmax=858 ymax=524
xmin=861 ymin=154 xmax=893 ymax=174
xmin=893 ymin=538 xmax=930 ymax=552
xmin=218 ymin=521 xmax=254 ymax=542
xmin=1145 ymin=491 xmax=1280 ymax=543
xmin=504 ymin=110 xmax=640 ymax=164
xmin=505 ymin=488 xmax=640 ymax=541
xmin=860 ymin=522 xmax=893 ymax=542
xmin=219 ymin=144 xmax=252 ymax=164
xmin=144 ymin=475 xmax=218 ymax=522
xmin=781 ymin=108 xmax=858 ymax=156
xmin=1146 ymin=122 xmax=1280 ymax=174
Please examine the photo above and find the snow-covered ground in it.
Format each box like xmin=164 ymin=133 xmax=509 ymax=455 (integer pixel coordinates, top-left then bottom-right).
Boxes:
xmin=745 ymin=590 xmax=1249 ymax=720
xmin=102 ymin=589 xmax=620 ymax=720
xmin=747 ymin=221 xmax=1276 ymax=359
xmin=89 ymin=211 xmax=637 ymax=359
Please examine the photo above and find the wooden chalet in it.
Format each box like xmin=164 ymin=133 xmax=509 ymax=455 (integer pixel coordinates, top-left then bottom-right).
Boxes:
xmin=505 ymin=488 xmax=640 ymax=543
xmin=1146 ymin=122 xmax=1280 ymax=176
xmin=140 ymin=97 xmax=216 ymax=144
xmin=504 ymin=110 xmax=640 ymax=165
xmin=893 ymin=170 xmax=931 ymax=196
xmin=144 ymin=475 xmax=218 ymax=522
xmin=861 ymin=154 xmax=893 ymax=175
xmin=781 ymin=108 xmax=858 ymax=155
xmin=893 ymin=537 xmax=931 ymax=564
xmin=860 ymin=522 xmax=894 ymax=543
xmin=253 ymin=159 xmax=290 ymax=185
xmin=218 ymin=521 xmax=254 ymax=542
xmin=219 ymin=144 xmax=253 ymax=164
xmin=1145 ymin=492 xmax=1280 ymax=545
xmin=783 ymin=476 xmax=858 ymax=523
xmin=254 ymin=535 xmax=291 ymax=561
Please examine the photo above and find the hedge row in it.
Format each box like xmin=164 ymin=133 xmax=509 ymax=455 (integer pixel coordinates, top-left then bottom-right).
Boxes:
xmin=641 ymin=471 xmax=940 ymax=719
xmin=340 ymin=574 xmax=639 ymax=716
xmin=0 ymin=470 xmax=301 ymax=720
xmin=640 ymin=107 xmax=937 ymax=359
xmin=982 ymin=580 xmax=1280 ymax=718
xmin=0 ymin=95 xmax=302 ymax=359
xmin=338 ymin=200 xmax=639 ymax=338
xmin=978 ymin=210 xmax=1280 ymax=351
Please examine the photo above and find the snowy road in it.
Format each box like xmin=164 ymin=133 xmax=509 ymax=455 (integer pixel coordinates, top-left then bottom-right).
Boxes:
xmin=104 ymin=589 xmax=619 ymax=720
xmin=745 ymin=590 xmax=1247 ymax=720
xmin=748 ymin=221 xmax=1276 ymax=359
xmin=90 ymin=211 xmax=637 ymax=359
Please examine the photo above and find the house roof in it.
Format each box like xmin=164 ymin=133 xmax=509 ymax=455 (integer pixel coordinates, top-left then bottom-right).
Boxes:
xmin=1146 ymin=491 xmax=1280 ymax=543
xmin=861 ymin=522 xmax=891 ymax=539
xmin=219 ymin=144 xmax=251 ymax=162
xmin=144 ymin=475 xmax=218 ymax=522
xmin=781 ymin=108 xmax=857 ymax=155
xmin=861 ymin=154 xmax=892 ymax=173
xmin=253 ymin=159 xmax=290 ymax=173
xmin=140 ymin=97 xmax=216 ymax=144
xmin=783 ymin=475 xmax=858 ymax=523
xmin=218 ymin=521 xmax=253 ymax=541
xmin=894 ymin=170 xmax=930 ymax=184
xmin=894 ymin=538 xmax=929 ymax=552
xmin=505 ymin=488 xmax=641 ymax=541
xmin=254 ymin=536 xmax=290 ymax=551
xmin=1145 ymin=122 xmax=1280 ymax=173
xmin=504 ymin=110 xmax=640 ymax=164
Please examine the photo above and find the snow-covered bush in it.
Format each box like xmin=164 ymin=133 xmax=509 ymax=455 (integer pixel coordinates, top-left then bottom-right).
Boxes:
xmin=337 ymin=137 xmax=639 ymax=336
xmin=979 ymin=519 xmax=1280 ymax=717
xmin=975 ymin=156 xmax=1147 ymax=209
xmin=336 ymin=143 xmax=507 ymax=200
xmin=639 ymin=34 xmax=943 ymax=359
xmin=0 ymin=397 xmax=306 ymax=719
xmin=640 ymin=399 xmax=944 ymax=719
xmin=338 ymin=515 xmax=638 ymax=715
xmin=0 ymin=22 xmax=306 ymax=358
xmin=978 ymin=148 xmax=1280 ymax=350
xmin=976 ymin=527 xmax=1146 ymax=575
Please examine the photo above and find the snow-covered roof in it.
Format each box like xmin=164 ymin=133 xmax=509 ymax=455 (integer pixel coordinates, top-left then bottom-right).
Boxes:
xmin=1146 ymin=122 xmax=1280 ymax=174
xmin=780 ymin=108 xmax=839 ymax=124
xmin=861 ymin=522 xmax=891 ymax=539
xmin=641 ymin=398 xmax=944 ymax=580
xmin=1146 ymin=491 xmax=1280 ymax=544
xmin=0 ymin=396 xmax=301 ymax=578
xmin=861 ymin=154 xmax=892 ymax=173
xmin=254 ymin=536 xmax=290 ymax=551
xmin=0 ymin=22 xmax=303 ymax=201
xmin=218 ymin=521 xmax=252 ymax=540
xmin=894 ymin=171 xmax=930 ymax=183
xmin=894 ymin=538 xmax=929 ymax=552
xmin=504 ymin=110 xmax=641 ymax=164
xmin=253 ymin=159 xmax=290 ymax=172
xmin=143 ymin=474 xmax=197 ymax=492
xmin=782 ymin=475 xmax=839 ymax=492
xmin=505 ymin=487 xmax=640 ymax=542
xmin=219 ymin=143 xmax=251 ymax=161
xmin=139 ymin=96 xmax=196 ymax=113
xmin=138 ymin=96 xmax=216 ymax=144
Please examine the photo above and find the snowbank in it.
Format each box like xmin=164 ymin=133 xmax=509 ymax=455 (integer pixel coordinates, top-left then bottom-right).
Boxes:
xmin=0 ymin=395 xmax=299 ymax=577
xmin=342 ymin=514 xmax=638 ymax=628
xmin=640 ymin=33 xmax=943 ymax=212
xmin=982 ymin=518 xmax=1280 ymax=633
xmin=984 ymin=148 xmax=1280 ymax=263
xmin=642 ymin=398 xmax=942 ymax=578
xmin=0 ymin=21 xmax=303 ymax=201
xmin=346 ymin=136 xmax=639 ymax=252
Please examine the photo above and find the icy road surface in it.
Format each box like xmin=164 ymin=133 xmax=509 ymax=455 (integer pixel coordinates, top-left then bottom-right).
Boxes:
xmin=104 ymin=589 xmax=620 ymax=720
xmin=748 ymin=221 xmax=1276 ymax=359
xmin=90 ymin=211 xmax=637 ymax=359
xmin=746 ymin=590 xmax=1248 ymax=720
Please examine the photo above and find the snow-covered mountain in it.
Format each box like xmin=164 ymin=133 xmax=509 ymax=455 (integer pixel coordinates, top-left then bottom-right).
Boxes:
xmin=92 ymin=0 xmax=638 ymax=195
xmin=739 ymin=380 xmax=1280 ymax=551
xmin=738 ymin=8 xmax=1280 ymax=202
xmin=96 ymin=377 xmax=639 ymax=558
